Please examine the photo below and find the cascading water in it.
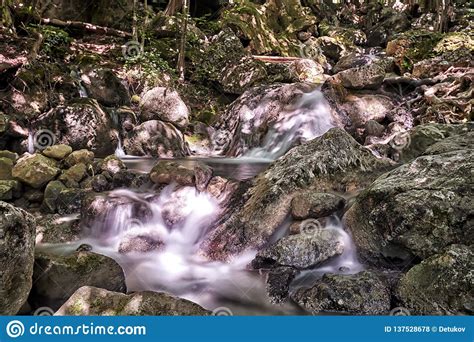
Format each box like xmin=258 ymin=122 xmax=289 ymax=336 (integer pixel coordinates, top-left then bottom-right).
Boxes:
xmin=244 ymin=89 xmax=334 ymax=160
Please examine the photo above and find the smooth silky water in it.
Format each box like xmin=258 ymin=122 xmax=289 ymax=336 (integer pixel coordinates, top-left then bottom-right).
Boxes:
xmin=37 ymin=89 xmax=364 ymax=315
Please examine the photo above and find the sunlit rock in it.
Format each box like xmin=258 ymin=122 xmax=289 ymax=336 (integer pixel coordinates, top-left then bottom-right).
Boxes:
xmin=12 ymin=153 xmax=60 ymax=189
xmin=140 ymin=87 xmax=189 ymax=128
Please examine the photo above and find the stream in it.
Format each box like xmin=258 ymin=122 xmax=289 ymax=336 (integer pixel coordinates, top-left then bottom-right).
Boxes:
xmin=37 ymin=88 xmax=364 ymax=315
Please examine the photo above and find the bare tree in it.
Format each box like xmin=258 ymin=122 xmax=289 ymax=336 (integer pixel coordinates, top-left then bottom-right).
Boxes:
xmin=176 ymin=0 xmax=189 ymax=81
xmin=164 ymin=0 xmax=184 ymax=16
xmin=1 ymin=0 xmax=14 ymax=29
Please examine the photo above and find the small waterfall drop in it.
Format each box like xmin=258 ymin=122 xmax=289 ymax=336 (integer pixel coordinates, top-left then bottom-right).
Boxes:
xmin=27 ymin=131 xmax=34 ymax=154
xmin=244 ymin=89 xmax=334 ymax=160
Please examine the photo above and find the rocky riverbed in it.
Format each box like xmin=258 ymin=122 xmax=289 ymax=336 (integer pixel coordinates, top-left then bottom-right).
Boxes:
xmin=0 ymin=0 xmax=473 ymax=316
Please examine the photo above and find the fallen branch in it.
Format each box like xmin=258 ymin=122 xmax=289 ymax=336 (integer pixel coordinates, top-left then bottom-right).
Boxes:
xmin=40 ymin=18 xmax=133 ymax=38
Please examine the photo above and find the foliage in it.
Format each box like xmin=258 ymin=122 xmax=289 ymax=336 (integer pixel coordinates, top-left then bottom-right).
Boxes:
xmin=30 ymin=24 xmax=72 ymax=57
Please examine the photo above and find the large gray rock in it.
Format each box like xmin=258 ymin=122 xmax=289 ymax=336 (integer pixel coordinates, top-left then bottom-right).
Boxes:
xmin=140 ymin=87 xmax=189 ymax=128
xmin=251 ymin=228 xmax=344 ymax=269
xmin=32 ymin=99 xmax=117 ymax=157
xmin=31 ymin=251 xmax=126 ymax=311
xmin=56 ymin=286 xmax=209 ymax=315
xmin=291 ymin=192 xmax=345 ymax=220
xmin=123 ymin=120 xmax=190 ymax=158
xmin=12 ymin=154 xmax=60 ymax=188
xmin=81 ymin=68 xmax=130 ymax=107
xmin=0 ymin=202 xmax=36 ymax=314
xmin=344 ymin=149 xmax=474 ymax=267
xmin=396 ymin=244 xmax=473 ymax=315
xmin=202 ymin=128 xmax=393 ymax=260
xmin=292 ymin=271 xmax=391 ymax=315
xmin=336 ymin=62 xmax=385 ymax=90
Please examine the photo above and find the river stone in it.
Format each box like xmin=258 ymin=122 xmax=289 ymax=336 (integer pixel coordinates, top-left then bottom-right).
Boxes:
xmin=12 ymin=154 xmax=60 ymax=188
xmin=42 ymin=180 xmax=67 ymax=213
xmin=33 ymin=99 xmax=117 ymax=157
xmin=30 ymin=251 xmax=126 ymax=311
xmin=118 ymin=234 xmax=164 ymax=254
xmin=251 ymin=228 xmax=344 ymax=270
xmin=343 ymin=149 xmax=474 ymax=267
xmin=291 ymin=192 xmax=345 ymax=220
xmin=0 ymin=180 xmax=21 ymax=200
xmin=140 ymin=87 xmax=189 ymax=128
xmin=340 ymin=93 xmax=394 ymax=129
xmin=0 ymin=202 xmax=36 ymax=314
xmin=123 ymin=120 xmax=189 ymax=158
xmin=336 ymin=62 xmax=385 ymax=89
xmin=35 ymin=214 xmax=81 ymax=244
xmin=64 ymin=149 xmax=94 ymax=167
xmin=91 ymin=174 xmax=111 ymax=192
xmin=396 ymin=244 xmax=473 ymax=315
xmin=150 ymin=161 xmax=194 ymax=186
xmin=291 ymin=271 xmax=391 ymax=315
xmin=0 ymin=150 xmax=18 ymax=162
xmin=59 ymin=163 xmax=88 ymax=184
xmin=56 ymin=188 xmax=88 ymax=215
xmin=101 ymin=155 xmax=126 ymax=175
xmin=265 ymin=267 xmax=299 ymax=304
xmin=56 ymin=286 xmax=209 ymax=315
xmin=203 ymin=128 xmax=393 ymax=260
xmin=81 ymin=68 xmax=130 ymax=107
xmin=42 ymin=144 xmax=73 ymax=160
xmin=0 ymin=157 xmax=13 ymax=180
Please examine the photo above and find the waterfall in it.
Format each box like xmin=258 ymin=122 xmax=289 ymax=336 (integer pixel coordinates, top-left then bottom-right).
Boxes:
xmin=27 ymin=131 xmax=34 ymax=154
xmin=244 ymin=89 xmax=334 ymax=160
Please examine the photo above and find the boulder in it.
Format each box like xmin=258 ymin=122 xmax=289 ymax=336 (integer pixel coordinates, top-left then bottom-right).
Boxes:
xmin=12 ymin=154 xmax=60 ymax=188
xmin=0 ymin=180 xmax=21 ymax=200
xmin=32 ymin=99 xmax=117 ymax=157
xmin=64 ymin=149 xmax=94 ymax=167
xmin=42 ymin=144 xmax=73 ymax=160
xmin=101 ymin=155 xmax=126 ymax=175
xmin=59 ymin=163 xmax=88 ymax=184
xmin=140 ymin=87 xmax=189 ymax=128
xmin=292 ymin=271 xmax=391 ymax=315
xmin=251 ymin=228 xmax=344 ymax=269
xmin=56 ymin=188 xmax=88 ymax=215
xmin=35 ymin=214 xmax=81 ymax=244
xmin=344 ymin=149 xmax=473 ymax=267
xmin=336 ymin=62 xmax=385 ymax=90
xmin=81 ymin=68 xmax=130 ymax=107
xmin=149 ymin=161 xmax=194 ymax=186
xmin=0 ymin=157 xmax=13 ymax=180
xmin=265 ymin=267 xmax=299 ymax=304
xmin=56 ymin=286 xmax=209 ymax=315
xmin=396 ymin=244 xmax=473 ymax=315
xmin=0 ymin=202 xmax=36 ymax=314
xmin=123 ymin=120 xmax=189 ymax=158
xmin=203 ymin=128 xmax=393 ymax=260
xmin=290 ymin=192 xmax=345 ymax=220
xmin=30 ymin=251 xmax=126 ymax=311
xmin=42 ymin=180 xmax=67 ymax=213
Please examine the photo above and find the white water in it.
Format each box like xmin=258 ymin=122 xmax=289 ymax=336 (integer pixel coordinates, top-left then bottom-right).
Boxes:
xmin=27 ymin=131 xmax=34 ymax=154
xmin=244 ymin=89 xmax=334 ymax=160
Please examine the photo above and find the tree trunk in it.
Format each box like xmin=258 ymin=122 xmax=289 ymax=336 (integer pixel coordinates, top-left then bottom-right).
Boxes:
xmin=176 ymin=0 xmax=189 ymax=81
xmin=1 ymin=0 xmax=13 ymax=29
xmin=164 ymin=0 xmax=184 ymax=16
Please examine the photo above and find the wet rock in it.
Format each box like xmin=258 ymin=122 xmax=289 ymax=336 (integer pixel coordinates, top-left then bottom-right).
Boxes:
xmin=140 ymin=87 xmax=189 ymax=128
xmin=339 ymin=93 xmax=394 ymax=130
xmin=12 ymin=154 xmax=60 ymax=188
xmin=64 ymin=149 xmax=94 ymax=167
xmin=344 ymin=149 xmax=473 ymax=267
xmin=213 ymin=83 xmax=339 ymax=156
xmin=24 ymin=189 xmax=43 ymax=203
xmin=0 ymin=157 xmax=13 ymax=180
xmin=396 ymin=244 xmax=473 ymax=315
xmin=91 ymin=174 xmax=111 ymax=192
xmin=333 ymin=53 xmax=378 ymax=73
xmin=31 ymin=251 xmax=126 ymax=311
xmin=336 ymin=62 xmax=385 ymax=90
xmin=194 ymin=163 xmax=213 ymax=192
xmin=287 ymin=59 xmax=326 ymax=84
xmin=291 ymin=271 xmax=390 ymax=315
xmin=59 ymin=163 xmax=88 ymax=184
xmin=0 ymin=150 xmax=18 ymax=162
xmin=56 ymin=188 xmax=88 ymax=215
xmin=0 ymin=202 xmax=35 ymax=314
xmin=33 ymin=99 xmax=117 ymax=157
xmin=150 ymin=161 xmax=194 ymax=186
xmin=42 ymin=144 xmax=73 ymax=160
xmin=118 ymin=234 xmax=164 ymax=254
xmin=365 ymin=120 xmax=385 ymax=138
xmin=81 ymin=68 xmax=130 ymax=107
xmin=35 ymin=214 xmax=81 ymax=244
xmin=203 ymin=128 xmax=392 ymax=260
xmin=112 ymin=170 xmax=138 ymax=188
xmin=251 ymin=228 xmax=344 ymax=270
xmin=101 ymin=155 xmax=126 ymax=175
xmin=265 ymin=267 xmax=299 ymax=304
xmin=42 ymin=180 xmax=67 ymax=213
xmin=124 ymin=120 xmax=189 ymax=158
xmin=56 ymin=286 xmax=209 ymax=315
xmin=0 ymin=180 xmax=21 ymax=200
xmin=291 ymin=192 xmax=345 ymax=220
